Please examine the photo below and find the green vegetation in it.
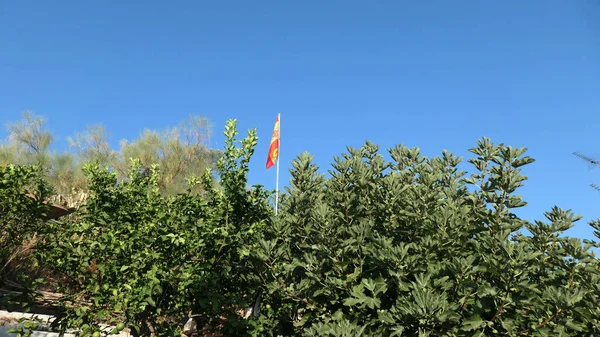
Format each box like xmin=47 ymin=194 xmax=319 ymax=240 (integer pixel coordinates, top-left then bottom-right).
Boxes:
xmin=259 ymin=140 xmax=600 ymax=336
xmin=0 ymin=112 xmax=221 ymax=206
xmin=1 ymin=116 xmax=600 ymax=336
xmin=0 ymin=164 xmax=50 ymax=283
xmin=36 ymin=121 xmax=271 ymax=336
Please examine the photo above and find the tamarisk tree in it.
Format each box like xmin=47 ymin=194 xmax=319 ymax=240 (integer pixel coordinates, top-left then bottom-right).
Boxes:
xmin=0 ymin=112 xmax=221 ymax=206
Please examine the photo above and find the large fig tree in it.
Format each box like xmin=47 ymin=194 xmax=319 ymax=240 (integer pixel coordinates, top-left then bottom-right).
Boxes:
xmin=256 ymin=138 xmax=600 ymax=336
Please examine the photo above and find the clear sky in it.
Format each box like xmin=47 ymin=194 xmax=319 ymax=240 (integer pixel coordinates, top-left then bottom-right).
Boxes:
xmin=1 ymin=1 xmax=599 ymax=240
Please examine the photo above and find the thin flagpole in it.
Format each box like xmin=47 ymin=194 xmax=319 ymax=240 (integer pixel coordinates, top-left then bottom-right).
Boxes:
xmin=275 ymin=113 xmax=280 ymax=215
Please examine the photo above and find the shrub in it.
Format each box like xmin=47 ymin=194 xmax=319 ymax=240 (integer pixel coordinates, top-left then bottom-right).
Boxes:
xmin=37 ymin=120 xmax=272 ymax=337
xmin=0 ymin=164 xmax=50 ymax=284
xmin=0 ymin=164 xmax=52 ymax=314
xmin=256 ymin=138 xmax=600 ymax=336
xmin=22 ymin=119 xmax=600 ymax=336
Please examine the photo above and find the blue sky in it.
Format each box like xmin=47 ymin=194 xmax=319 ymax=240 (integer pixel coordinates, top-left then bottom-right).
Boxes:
xmin=1 ymin=1 xmax=599 ymax=240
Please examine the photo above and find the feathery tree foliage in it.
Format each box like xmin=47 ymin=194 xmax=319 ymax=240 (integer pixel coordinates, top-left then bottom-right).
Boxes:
xmin=0 ymin=112 xmax=221 ymax=206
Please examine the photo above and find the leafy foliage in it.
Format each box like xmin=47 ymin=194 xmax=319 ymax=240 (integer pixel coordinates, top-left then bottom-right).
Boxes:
xmin=256 ymin=138 xmax=600 ymax=336
xmin=0 ymin=164 xmax=52 ymax=314
xmin=3 ymin=116 xmax=600 ymax=336
xmin=36 ymin=120 xmax=272 ymax=336
xmin=0 ymin=164 xmax=51 ymax=283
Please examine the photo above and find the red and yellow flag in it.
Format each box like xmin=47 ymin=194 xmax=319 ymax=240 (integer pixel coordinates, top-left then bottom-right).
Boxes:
xmin=266 ymin=114 xmax=280 ymax=169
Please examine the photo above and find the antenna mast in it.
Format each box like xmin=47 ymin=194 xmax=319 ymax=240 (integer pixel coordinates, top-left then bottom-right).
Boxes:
xmin=573 ymin=152 xmax=600 ymax=191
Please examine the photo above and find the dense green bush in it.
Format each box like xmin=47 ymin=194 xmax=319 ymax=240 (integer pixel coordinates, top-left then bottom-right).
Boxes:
xmin=0 ymin=164 xmax=50 ymax=284
xmin=0 ymin=164 xmax=52 ymax=315
xmin=256 ymin=138 xmax=600 ymax=336
xmin=4 ymin=119 xmax=600 ymax=336
xmin=36 ymin=120 xmax=272 ymax=337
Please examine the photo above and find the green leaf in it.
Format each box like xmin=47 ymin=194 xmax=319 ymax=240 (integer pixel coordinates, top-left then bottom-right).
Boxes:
xmin=461 ymin=315 xmax=486 ymax=331
xmin=146 ymin=297 xmax=156 ymax=307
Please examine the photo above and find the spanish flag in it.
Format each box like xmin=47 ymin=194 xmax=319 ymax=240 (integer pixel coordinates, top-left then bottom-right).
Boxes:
xmin=266 ymin=114 xmax=280 ymax=169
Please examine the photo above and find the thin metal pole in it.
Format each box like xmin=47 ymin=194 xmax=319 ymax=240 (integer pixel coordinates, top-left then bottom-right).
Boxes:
xmin=275 ymin=113 xmax=280 ymax=215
